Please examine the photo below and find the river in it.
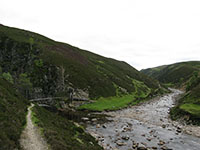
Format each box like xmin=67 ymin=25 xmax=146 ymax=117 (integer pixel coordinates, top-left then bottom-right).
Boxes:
xmin=86 ymin=89 xmax=200 ymax=150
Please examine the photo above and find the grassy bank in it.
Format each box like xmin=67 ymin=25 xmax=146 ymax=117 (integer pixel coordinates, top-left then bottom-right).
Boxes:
xmin=170 ymin=82 xmax=200 ymax=124
xmin=78 ymin=94 xmax=137 ymax=111
xmin=78 ymin=82 xmax=153 ymax=111
xmin=32 ymin=106 xmax=103 ymax=150
xmin=180 ymin=104 xmax=200 ymax=117
xmin=0 ymin=78 xmax=29 ymax=150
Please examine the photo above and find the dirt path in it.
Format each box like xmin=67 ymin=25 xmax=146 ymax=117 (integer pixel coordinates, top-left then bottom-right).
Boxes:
xmin=20 ymin=104 xmax=50 ymax=150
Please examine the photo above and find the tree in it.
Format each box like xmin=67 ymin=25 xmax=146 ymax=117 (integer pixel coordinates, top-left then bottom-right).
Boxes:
xmin=2 ymin=72 xmax=14 ymax=84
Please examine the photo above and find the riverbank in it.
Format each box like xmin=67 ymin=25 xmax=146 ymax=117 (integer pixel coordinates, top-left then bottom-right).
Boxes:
xmin=86 ymin=89 xmax=200 ymax=150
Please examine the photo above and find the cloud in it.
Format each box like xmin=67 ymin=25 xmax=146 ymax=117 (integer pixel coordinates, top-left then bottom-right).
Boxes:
xmin=1 ymin=0 xmax=200 ymax=70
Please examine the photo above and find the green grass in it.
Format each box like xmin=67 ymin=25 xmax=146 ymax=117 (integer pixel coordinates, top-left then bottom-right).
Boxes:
xmin=180 ymin=104 xmax=200 ymax=117
xmin=32 ymin=106 xmax=103 ymax=150
xmin=78 ymin=94 xmax=136 ymax=111
xmin=31 ymin=108 xmax=40 ymax=125
xmin=79 ymin=79 xmax=151 ymax=111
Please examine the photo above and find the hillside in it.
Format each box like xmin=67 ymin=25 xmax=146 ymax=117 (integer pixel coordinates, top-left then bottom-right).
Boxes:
xmin=141 ymin=61 xmax=200 ymax=124
xmin=0 ymin=24 xmax=165 ymax=149
xmin=0 ymin=24 xmax=161 ymax=100
xmin=141 ymin=61 xmax=200 ymax=87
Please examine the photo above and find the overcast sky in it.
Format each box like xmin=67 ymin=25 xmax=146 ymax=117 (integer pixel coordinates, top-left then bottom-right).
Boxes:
xmin=1 ymin=0 xmax=200 ymax=70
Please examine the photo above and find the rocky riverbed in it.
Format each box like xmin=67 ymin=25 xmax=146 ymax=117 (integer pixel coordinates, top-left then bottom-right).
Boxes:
xmin=86 ymin=89 xmax=200 ymax=150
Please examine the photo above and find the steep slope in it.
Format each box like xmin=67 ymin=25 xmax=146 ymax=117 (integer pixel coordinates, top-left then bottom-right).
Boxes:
xmin=141 ymin=61 xmax=200 ymax=87
xmin=0 ymin=78 xmax=29 ymax=150
xmin=0 ymin=24 xmax=160 ymax=100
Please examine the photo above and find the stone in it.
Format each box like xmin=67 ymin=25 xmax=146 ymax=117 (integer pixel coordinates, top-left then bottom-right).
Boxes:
xmin=96 ymin=124 xmax=101 ymax=128
xmin=132 ymin=141 xmax=139 ymax=149
xmin=162 ymin=124 xmax=166 ymax=128
xmin=161 ymin=146 xmax=172 ymax=150
xmin=132 ymin=144 xmax=138 ymax=149
xmin=122 ymin=126 xmax=131 ymax=132
xmin=102 ymin=124 xmax=107 ymax=128
xmin=176 ymin=129 xmax=182 ymax=133
xmin=137 ymin=146 xmax=147 ymax=150
xmin=141 ymin=142 xmax=147 ymax=146
xmin=81 ymin=117 xmax=89 ymax=121
xmin=158 ymin=140 xmax=165 ymax=146
xmin=116 ymin=142 xmax=126 ymax=146
xmin=89 ymin=141 xmax=94 ymax=145
xmin=152 ymin=146 xmax=158 ymax=149
xmin=91 ymin=118 xmax=97 ymax=122
xmin=121 ymin=135 xmax=130 ymax=140
xmin=146 ymin=138 xmax=152 ymax=141
xmin=99 ymin=137 xmax=104 ymax=142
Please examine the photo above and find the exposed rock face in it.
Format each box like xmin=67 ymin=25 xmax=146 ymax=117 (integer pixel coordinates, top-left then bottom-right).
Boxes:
xmin=73 ymin=88 xmax=89 ymax=100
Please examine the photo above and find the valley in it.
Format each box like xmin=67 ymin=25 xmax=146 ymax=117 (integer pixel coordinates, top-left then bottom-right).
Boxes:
xmin=0 ymin=24 xmax=200 ymax=150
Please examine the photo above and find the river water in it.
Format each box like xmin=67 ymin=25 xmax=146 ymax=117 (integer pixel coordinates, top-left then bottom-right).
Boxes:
xmin=86 ymin=89 xmax=200 ymax=150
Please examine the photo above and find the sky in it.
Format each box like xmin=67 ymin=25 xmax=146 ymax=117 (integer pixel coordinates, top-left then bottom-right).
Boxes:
xmin=1 ymin=0 xmax=200 ymax=70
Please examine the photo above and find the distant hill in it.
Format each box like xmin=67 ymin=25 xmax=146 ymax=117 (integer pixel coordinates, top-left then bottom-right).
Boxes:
xmin=141 ymin=61 xmax=200 ymax=124
xmin=141 ymin=61 xmax=200 ymax=87
xmin=0 ymin=24 xmax=160 ymax=99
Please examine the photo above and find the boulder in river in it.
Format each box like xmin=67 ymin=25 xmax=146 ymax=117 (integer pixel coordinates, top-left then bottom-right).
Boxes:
xmin=121 ymin=135 xmax=130 ymax=140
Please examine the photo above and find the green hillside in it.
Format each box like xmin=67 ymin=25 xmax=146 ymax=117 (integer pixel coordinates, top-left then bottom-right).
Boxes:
xmin=0 ymin=24 xmax=160 ymax=100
